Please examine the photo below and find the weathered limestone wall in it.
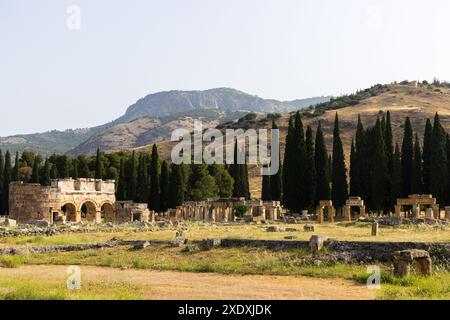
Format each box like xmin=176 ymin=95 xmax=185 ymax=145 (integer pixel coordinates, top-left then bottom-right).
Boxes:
xmin=115 ymin=201 xmax=154 ymax=223
xmin=9 ymin=179 xmax=117 ymax=224
xmin=9 ymin=182 xmax=61 ymax=223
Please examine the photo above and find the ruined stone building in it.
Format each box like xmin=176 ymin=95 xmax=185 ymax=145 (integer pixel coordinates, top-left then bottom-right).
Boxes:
xmin=165 ymin=198 xmax=283 ymax=223
xmin=9 ymin=179 xmax=151 ymax=224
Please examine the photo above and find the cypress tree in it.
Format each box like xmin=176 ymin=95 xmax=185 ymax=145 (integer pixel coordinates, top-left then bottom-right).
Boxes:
xmin=392 ymin=143 xmax=402 ymax=205
xmin=41 ymin=159 xmax=51 ymax=186
xmin=50 ymin=163 xmax=59 ymax=179
xmin=292 ymin=112 xmax=307 ymax=210
xmin=12 ymin=152 xmax=20 ymax=182
xmin=352 ymin=116 xmax=365 ymax=198
xmin=282 ymin=117 xmax=296 ymax=209
xmin=78 ymin=156 xmax=91 ymax=178
xmin=412 ymin=134 xmax=422 ymax=194
xmin=168 ymin=163 xmax=184 ymax=208
xmin=2 ymin=151 xmax=12 ymax=214
xmin=369 ymin=118 xmax=387 ymax=213
xmin=71 ymin=159 xmax=79 ymax=179
xmin=230 ymin=139 xmax=250 ymax=199
xmin=31 ymin=156 xmax=40 ymax=184
xmin=314 ymin=122 xmax=330 ymax=204
xmin=384 ymin=111 xmax=395 ymax=211
xmin=0 ymin=150 xmax=4 ymax=213
xmin=401 ymin=117 xmax=414 ymax=197
xmin=149 ymin=145 xmax=161 ymax=211
xmin=136 ymin=154 xmax=149 ymax=203
xmin=422 ymin=119 xmax=433 ymax=194
xmin=95 ymin=148 xmax=104 ymax=179
xmin=269 ymin=120 xmax=282 ymax=201
xmin=128 ymin=151 xmax=138 ymax=202
xmin=160 ymin=160 xmax=170 ymax=212
xmin=331 ymin=113 xmax=348 ymax=211
xmin=430 ymin=113 xmax=448 ymax=204
xmin=261 ymin=170 xmax=271 ymax=201
xmin=304 ymin=126 xmax=316 ymax=209
xmin=117 ymin=158 xmax=127 ymax=201
xmin=349 ymin=139 xmax=357 ymax=196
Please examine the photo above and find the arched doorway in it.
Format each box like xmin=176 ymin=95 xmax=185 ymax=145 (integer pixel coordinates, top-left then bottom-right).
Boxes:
xmin=101 ymin=202 xmax=115 ymax=222
xmin=61 ymin=203 xmax=78 ymax=222
xmin=80 ymin=201 xmax=97 ymax=222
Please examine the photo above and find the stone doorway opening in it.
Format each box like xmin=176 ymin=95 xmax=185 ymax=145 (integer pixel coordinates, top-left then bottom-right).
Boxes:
xmin=101 ymin=203 xmax=115 ymax=222
xmin=81 ymin=201 xmax=97 ymax=222
xmin=61 ymin=203 xmax=77 ymax=222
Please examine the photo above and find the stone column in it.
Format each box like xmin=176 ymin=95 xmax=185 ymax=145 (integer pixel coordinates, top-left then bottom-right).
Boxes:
xmin=412 ymin=205 xmax=420 ymax=218
xmin=395 ymin=205 xmax=401 ymax=217
xmin=432 ymin=205 xmax=440 ymax=220
xmin=344 ymin=206 xmax=351 ymax=222
xmin=328 ymin=208 xmax=334 ymax=223
xmin=445 ymin=207 xmax=450 ymax=222
xmin=425 ymin=208 xmax=433 ymax=219
xmin=360 ymin=206 xmax=366 ymax=217
xmin=371 ymin=222 xmax=379 ymax=236
xmin=316 ymin=207 xmax=324 ymax=224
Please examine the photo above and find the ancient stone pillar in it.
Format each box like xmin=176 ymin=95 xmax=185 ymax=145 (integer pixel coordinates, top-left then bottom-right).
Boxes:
xmin=412 ymin=205 xmax=420 ymax=218
xmin=371 ymin=222 xmax=379 ymax=236
xmin=425 ymin=208 xmax=433 ymax=219
xmin=432 ymin=205 xmax=440 ymax=220
xmin=395 ymin=205 xmax=401 ymax=217
xmin=328 ymin=208 xmax=334 ymax=223
xmin=344 ymin=206 xmax=351 ymax=222
xmin=360 ymin=206 xmax=366 ymax=217
xmin=316 ymin=207 xmax=324 ymax=224
xmin=302 ymin=210 xmax=308 ymax=220
xmin=445 ymin=207 xmax=450 ymax=222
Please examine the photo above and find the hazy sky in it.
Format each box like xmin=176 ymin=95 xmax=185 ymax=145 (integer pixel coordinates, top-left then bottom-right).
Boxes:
xmin=1 ymin=0 xmax=450 ymax=136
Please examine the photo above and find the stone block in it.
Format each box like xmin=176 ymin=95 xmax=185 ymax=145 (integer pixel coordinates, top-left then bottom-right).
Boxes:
xmin=371 ymin=222 xmax=379 ymax=236
xmin=304 ymin=224 xmax=314 ymax=232
xmin=5 ymin=218 xmax=16 ymax=227
xmin=309 ymin=235 xmax=324 ymax=255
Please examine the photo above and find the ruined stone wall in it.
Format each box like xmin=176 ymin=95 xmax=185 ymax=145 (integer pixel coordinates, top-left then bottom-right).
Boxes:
xmin=115 ymin=201 xmax=153 ymax=223
xmin=9 ymin=182 xmax=61 ymax=223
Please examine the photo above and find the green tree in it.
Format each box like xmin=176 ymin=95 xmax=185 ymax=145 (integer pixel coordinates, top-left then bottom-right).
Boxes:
xmin=392 ymin=143 xmax=403 ymax=204
xmin=95 ymin=148 xmax=104 ymax=179
xmin=384 ymin=111 xmax=395 ymax=211
xmin=2 ymin=151 xmax=12 ymax=213
xmin=369 ymin=118 xmax=387 ymax=213
xmin=136 ymin=154 xmax=149 ymax=203
xmin=160 ymin=160 xmax=170 ymax=212
xmin=422 ymin=119 xmax=433 ymax=194
xmin=261 ymin=170 xmax=271 ymax=201
xmin=269 ymin=120 xmax=282 ymax=201
xmin=331 ymin=113 xmax=348 ymax=211
xmin=31 ymin=156 xmax=40 ymax=184
xmin=304 ymin=126 xmax=316 ymax=209
xmin=168 ymin=163 xmax=184 ymax=208
xmin=210 ymin=164 xmax=234 ymax=198
xmin=401 ymin=117 xmax=414 ymax=197
xmin=412 ymin=134 xmax=422 ymax=194
xmin=12 ymin=152 xmax=20 ymax=182
xmin=430 ymin=113 xmax=448 ymax=204
xmin=41 ymin=158 xmax=51 ymax=186
xmin=127 ymin=151 xmax=138 ymax=201
xmin=117 ymin=158 xmax=127 ymax=201
xmin=314 ymin=122 xmax=330 ymax=204
xmin=149 ymin=145 xmax=161 ymax=211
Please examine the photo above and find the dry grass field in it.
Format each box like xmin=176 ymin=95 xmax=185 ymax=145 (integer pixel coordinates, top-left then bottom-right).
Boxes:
xmin=0 ymin=221 xmax=449 ymax=300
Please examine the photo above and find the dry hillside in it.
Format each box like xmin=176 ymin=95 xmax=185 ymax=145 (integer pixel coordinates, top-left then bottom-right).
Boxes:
xmin=137 ymin=83 xmax=450 ymax=198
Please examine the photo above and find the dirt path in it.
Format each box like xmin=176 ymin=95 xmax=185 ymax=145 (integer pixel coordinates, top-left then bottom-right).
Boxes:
xmin=0 ymin=265 xmax=375 ymax=300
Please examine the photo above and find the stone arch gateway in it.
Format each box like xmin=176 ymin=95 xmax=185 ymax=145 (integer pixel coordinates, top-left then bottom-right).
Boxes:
xmin=9 ymin=179 xmax=118 ymax=224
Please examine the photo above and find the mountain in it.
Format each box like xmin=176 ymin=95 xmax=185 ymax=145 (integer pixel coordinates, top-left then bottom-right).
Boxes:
xmin=2 ymin=88 xmax=326 ymax=156
xmin=285 ymin=96 xmax=332 ymax=109
xmin=135 ymin=82 xmax=450 ymax=197
xmin=0 ymin=128 xmax=95 ymax=156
